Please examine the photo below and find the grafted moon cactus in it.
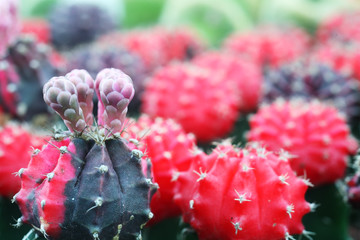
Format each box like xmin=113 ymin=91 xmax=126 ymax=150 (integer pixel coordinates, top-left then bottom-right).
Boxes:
xmin=15 ymin=68 xmax=155 ymax=240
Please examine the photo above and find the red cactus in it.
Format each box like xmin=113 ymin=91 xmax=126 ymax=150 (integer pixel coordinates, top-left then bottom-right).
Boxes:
xmin=311 ymin=41 xmax=360 ymax=82
xmin=224 ymin=26 xmax=309 ymax=67
xmin=100 ymin=27 xmax=204 ymax=72
xmin=0 ymin=124 xmax=46 ymax=197
xmin=142 ymin=63 xmax=241 ymax=142
xmin=174 ymin=141 xmax=311 ymax=240
xmin=122 ymin=115 xmax=198 ymax=224
xmin=21 ymin=18 xmax=50 ymax=44
xmin=248 ymin=99 xmax=358 ymax=186
xmin=192 ymin=51 xmax=263 ymax=112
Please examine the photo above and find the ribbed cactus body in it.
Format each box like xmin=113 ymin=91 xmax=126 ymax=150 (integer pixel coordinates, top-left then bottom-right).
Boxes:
xmin=16 ymin=137 xmax=152 ymax=240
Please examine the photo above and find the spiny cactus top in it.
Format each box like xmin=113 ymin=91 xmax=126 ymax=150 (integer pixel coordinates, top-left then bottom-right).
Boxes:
xmin=0 ymin=0 xmax=19 ymax=57
xmin=142 ymin=63 xmax=241 ymax=143
xmin=16 ymin=68 xmax=154 ymax=240
xmin=192 ymin=51 xmax=263 ymax=112
xmin=174 ymin=141 xmax=312 ymax=240
xmin=248 ymin=99 xmax=358 ymax=186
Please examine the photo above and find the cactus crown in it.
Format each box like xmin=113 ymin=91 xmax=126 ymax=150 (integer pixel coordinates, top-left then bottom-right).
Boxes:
xmin=43 ymin=68 xmax=135 ymax=142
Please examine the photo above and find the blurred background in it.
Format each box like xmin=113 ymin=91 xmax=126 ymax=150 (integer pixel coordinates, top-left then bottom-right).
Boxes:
xmin=17 ymin=0 xmax=360 ymax=46
xmin=2 ymin=0 xmax=360 ymax=239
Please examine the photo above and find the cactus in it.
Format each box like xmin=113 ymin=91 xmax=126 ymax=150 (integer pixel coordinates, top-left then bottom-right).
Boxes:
xmin=48 ymin=2 xmax=116 ymax=50
xmin=223 ymin=26 xmax=310 ymax=67
xmin=248 ymin=99 xmax=358 ymax=186
xmin=262 ymin=61 xmax=360 ymax=123
xmin=21 ymin=18 xmax=50 ymax=44
xmin=174 ymin=141 xmax=312 ymax=240
xmin=122 ymin=115 xmax=197 ymax=225
xmin=99 ymin=27 xmax=204 ymax=72
xmin=4 ymin=35 xmax=59 ymax=121
xmin=317 ymin=11 xmax=360 ymax=44
xmin=192 ymin=51 xmax=262 ymax=112
xmin=0 ymin=59 xmax=20 ymax=117
xmin=311 ymin=41 xmax=360 ymax=83
xmin=141 ymin=63 xmax=241 ymax=143
xmin=0 ymin=123 xmax=46 ymax=197
xmin=15 ymin=68 xmax=154 ymax=240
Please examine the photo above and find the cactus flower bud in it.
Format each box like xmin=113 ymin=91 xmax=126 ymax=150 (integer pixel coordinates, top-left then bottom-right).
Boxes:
xmin=95 ymin=68 xmax=135 ymax=133
xmin=65 ymin=69 xmax=95 ymax=126
xmin=43 ymin=76 xmax=86 ymax=132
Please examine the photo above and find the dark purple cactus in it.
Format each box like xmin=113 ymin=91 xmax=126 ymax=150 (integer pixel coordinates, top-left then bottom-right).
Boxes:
xmin=16 ymin=68 xmax=154 ymax=240
xmin=4 ymin=35 xmax=59 ymax=120
xmin=48 ymin=3 xmax=116 ymax=50
xmin=262 ymin=61 xmax=360 ymax=123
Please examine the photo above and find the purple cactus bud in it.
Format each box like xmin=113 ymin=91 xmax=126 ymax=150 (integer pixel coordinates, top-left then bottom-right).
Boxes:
xmin=95 ymin=68 xmax=135 ymax=133
xmin=43 ymin=76 xmax=86 ymax=132
xmin=65 ymin=69 xmax=95 ymax=126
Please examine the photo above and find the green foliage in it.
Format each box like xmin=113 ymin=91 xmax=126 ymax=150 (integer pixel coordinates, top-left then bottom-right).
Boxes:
xmin=122 ymin=0 xmax=165 ymax=28
xmin=159 ymin=0 xmax=254 ymax=46
xmin=19 ymin=0 xmax=58 ymax=18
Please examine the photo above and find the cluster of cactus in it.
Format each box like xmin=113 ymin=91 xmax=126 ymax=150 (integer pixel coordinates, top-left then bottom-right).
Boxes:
xmin=12 ymin=68 xmax=322 ymax=240
xmin=8 ymin=67 xmax=319 ymax=240
xmin=3 ymin=1 xmax=360 ymax=240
